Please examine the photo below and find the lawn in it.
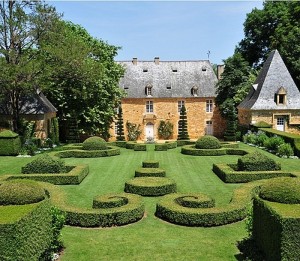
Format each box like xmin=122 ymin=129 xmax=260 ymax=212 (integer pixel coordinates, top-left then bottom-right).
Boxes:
xmin=1 ymin=143 xmax=300 ymax=260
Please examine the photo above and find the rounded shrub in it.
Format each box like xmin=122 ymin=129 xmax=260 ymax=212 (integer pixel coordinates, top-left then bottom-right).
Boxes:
xmin=259 ymin=177 xmax=300 ymax=204
xmin=82 ymin=136 xmax=107 ymax=151
xmin=0 ymin=179 xmax=46 ymax=205
xmin=124 ymin=177 xmax=176 ymax=196
xmin=21 ymin=154 xmax=67 ymax=174
xmin=237 ymin=151 xmax=280 ymax=171
xmin=277 ymin=143 xmax=294 ymax=157
xmin=93 ymin=194 xmax=129 ymax=209
xmin=195 ymin=135 xmax=221 ymax=149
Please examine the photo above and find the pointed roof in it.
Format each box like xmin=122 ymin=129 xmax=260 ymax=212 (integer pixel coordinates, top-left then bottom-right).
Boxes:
xmin=238 ymin=50 xmax=300 ymax=110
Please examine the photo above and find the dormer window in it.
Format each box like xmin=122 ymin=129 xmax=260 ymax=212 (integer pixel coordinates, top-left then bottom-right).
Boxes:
xmin=202 ymin=66 xmax=207 ymax=72
xmin=172 ymin=69 xmax=177 ymax=73
xmin=145 ymin=85 xmax=152 ymax=96
xmin=276 ymin=87 xmax=287 ymax=105
xmin=191 ymin=86 xmax=198 ymax=96
xmin=143 ymin=69 xmax=148 ymax=72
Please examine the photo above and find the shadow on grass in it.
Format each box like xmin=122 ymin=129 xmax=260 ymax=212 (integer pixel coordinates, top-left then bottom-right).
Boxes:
xmin=235 ymin=237 xmax=265 ymax=261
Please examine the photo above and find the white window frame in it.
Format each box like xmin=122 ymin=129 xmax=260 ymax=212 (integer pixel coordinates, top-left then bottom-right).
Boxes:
xmin=146 ymin=87 xmax=152 ymax=96
xmin=114 ymin=122 xmax=118 ymax=135
xmin=206 ymin=99 xmax=213 ymax=113
xmin=178 ymin=100 xmax=185 ymax=113
xmin=146 ymin=101 xmax=154 ymax=113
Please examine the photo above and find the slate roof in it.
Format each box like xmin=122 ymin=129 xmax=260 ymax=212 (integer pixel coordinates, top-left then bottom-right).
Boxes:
xmin=238 ymin=50 xmax=300 ymax=110
xmin=0 ymin=89 xmax=57 ymax=115
xmin=118 ymin=59 xmax=218 ymax=98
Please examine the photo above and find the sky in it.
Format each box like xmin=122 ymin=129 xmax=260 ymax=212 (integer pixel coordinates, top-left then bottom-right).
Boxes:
xmin=50 ymin=1 xmax=263 ymax=65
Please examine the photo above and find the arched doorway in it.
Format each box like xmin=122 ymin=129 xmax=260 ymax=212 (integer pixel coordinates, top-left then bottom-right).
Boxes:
xmin=145 ymin=122 xmax=154 ymax=140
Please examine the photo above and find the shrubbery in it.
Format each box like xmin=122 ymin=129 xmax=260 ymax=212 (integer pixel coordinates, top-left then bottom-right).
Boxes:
xmin=135 ymin=168 xmax=166 ymax=177
xmin=0 ymin=130 xmax=21 ymax=156
xmin=142 ymin=160 xmax=159 ymax=168
xmin=237 ymin=151 xmax=280 ymax=171
xmin=22 ymin=154 xmax=67 ymax=174
xmin=195 ymin=135 xmax=221 ymax=149
xmin=82 ymin=136 xmax=107 ymax=150
xmin=0 ymin=179 xmax=46 ymax=205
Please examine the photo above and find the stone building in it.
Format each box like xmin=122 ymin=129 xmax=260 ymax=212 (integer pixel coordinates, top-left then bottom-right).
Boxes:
xmin=238 ymin=50 xmax=300 ymax=134
xmin=112 ymin=57 xmax=225 ymax=141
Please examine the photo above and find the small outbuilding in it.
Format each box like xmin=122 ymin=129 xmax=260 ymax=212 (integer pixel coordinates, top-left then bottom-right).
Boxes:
xmin=238 ymin=50 xmax=300 ymax=134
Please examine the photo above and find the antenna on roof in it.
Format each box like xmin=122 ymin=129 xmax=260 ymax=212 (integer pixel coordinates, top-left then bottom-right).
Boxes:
xmin=207 ymin=50 xmax=211 ymax=60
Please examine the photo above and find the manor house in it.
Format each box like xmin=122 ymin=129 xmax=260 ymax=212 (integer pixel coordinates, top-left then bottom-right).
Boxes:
xmin=112 ymin=57 xmax=224 ymax=141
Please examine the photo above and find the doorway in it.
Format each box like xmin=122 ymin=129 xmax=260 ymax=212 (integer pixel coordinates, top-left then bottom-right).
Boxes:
xmin=205 ymin=120 xmax=213 ymax=135
xmin=276 ymin=117 xmax=285 ymax=132
xmin=145 ymin=122 xmax=154 ymax=139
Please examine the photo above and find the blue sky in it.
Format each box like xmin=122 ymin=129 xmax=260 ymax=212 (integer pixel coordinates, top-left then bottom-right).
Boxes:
xmin=50 ymin=1 xmax=263 ymax=65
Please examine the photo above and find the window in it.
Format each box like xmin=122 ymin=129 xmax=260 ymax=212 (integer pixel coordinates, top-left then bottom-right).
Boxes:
xmin=206 ymin=100 xmax=213 ymax=112
xmin=166 ymin=84 xmax=171 ymax=90
xmin=145 ymin=85 xmax=152 ymax=96
xmin=143 ymin=69 xmax=148 ymax=72
xmin=178 ymin=100 xmax=185 ymax=113
xmin=114 ymin=122 xmax=118 ymax=135
xmin=124 ymin=86 xmax=129 ymax=90
xmin=172 ymin=69 xmax=178 ymax=73
xmin=191 ymin=86 xmax=198 ymax=96
xmin=276 ymin=87 xmax=287 ymax=105
xmin=278 ymin=94 xmax=285 ymax=104
xmin=146 ymin=101 xmax=153 ymax=113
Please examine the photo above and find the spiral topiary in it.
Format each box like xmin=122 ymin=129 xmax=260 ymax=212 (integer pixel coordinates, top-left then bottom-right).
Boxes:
xmin=82 ymin=136 xmax=107 ymax=151
xmin=21 ymin=154 xmax=67 ymax=174
xmin=259 ymin=177 xmax=300 ymax=204
xmin=0 ymin=179 xmax=46 ymax=205
xmin=195 ymin=135 xmax=221 ymax=149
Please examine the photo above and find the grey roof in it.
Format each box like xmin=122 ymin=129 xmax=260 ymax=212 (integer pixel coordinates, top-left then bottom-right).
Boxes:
xmin=0 ymin=89 xmax=57 ymax=115
xmin=118 ymin=60 xmax=218 ymax=98
xmin=238 ymin=50 xmax=300 ymax=110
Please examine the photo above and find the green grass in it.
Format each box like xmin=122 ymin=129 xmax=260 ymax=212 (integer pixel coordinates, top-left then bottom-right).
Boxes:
xmin=2 ymin=143 xmax=300 ymax=260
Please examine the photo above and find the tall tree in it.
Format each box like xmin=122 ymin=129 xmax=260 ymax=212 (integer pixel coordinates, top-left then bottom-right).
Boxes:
xmin=177 ymin=105 xmax=189 ymax=140
xmin=41 ymin=21 xmax=125 ymax=140
xmin=0 ymin=0 xmax=59 ymax=132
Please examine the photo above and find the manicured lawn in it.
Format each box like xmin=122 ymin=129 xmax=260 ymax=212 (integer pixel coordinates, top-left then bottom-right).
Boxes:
xmin=2 ymin=143 xmax=300 ymax=260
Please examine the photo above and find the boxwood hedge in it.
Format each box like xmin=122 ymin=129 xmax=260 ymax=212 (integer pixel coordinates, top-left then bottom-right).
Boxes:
xmin=0 ymin=130 xmax=21 ymax=156
xmin=155 ymin=144 xmax=168 ymax=151
xmin=135 ymin=168 xmax=166 ymax=177
xmin=181 ymin=145 xmax=248 ymax=156
xmin=134 ymin=144 xmax=147 ymax=151
xmin=55 ymin=147 xmax=120 ymax=158
xmin=93 ymin=194 xmax=129 ymax=209
xmin=82 ymin=136 xmax=107 ymax=150
xmin=212 ymin=163 xmax=293 ymax=183
xmin=142 ymin=160 xmax=159 ymax=168
xmin=165 ymin=141 xmax=177 ymax=149
xmin=7 ymin=164 xmax=89 ymax=185
xmin=124 ymin=177 xmax=176 ymax=196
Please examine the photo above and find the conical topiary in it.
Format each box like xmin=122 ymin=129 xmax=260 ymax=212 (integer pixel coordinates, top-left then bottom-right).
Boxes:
xmin=177 ymin=105 xmax=190 ymax=140
xmin=116 ymin=106 xmax=125 ymax=141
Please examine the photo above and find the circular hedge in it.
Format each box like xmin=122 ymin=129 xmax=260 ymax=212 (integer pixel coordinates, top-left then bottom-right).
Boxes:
xmin=124 ymin=177 xmax=176 ymax=196
xmin=135 ymin=168 xmax=166 ymax=178
xmin=142 ymin=160 xmax=159 ymax=168
xmin=0 ymin=179 xmax=46 ymax=205
xmin=175 ymin=194 xmax=215 ymax=208
xmin=181 ymin=145 xmax=226 ymax=156
xmin=259 ymin=177 xmax=300 ymax=204
xmin=93 ymin=194 xmax=129 ymax=209
xmin=195 ymin=135 xmax=221 ymax=149
xmin=82 ymin=136 xmax=107 ymax=151
xmin=21 ymin=154 xmax=66 ymax=174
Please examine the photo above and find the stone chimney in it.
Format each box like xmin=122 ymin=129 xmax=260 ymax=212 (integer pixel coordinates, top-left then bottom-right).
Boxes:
xmin=217 ymin=64 xmax=224 ymax=80
xmin=132 ymin=58 xmax=137 ymax=65
xmin=154 ymin=57 xmax=160 ymax=65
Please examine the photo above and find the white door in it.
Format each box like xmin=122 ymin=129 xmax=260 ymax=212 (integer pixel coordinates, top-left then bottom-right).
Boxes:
xmin=146 ymin=123 xmax=154 ymax=139
xmin=276 ymin=117 xmax=285 ymax=131
xmin=205 ymin=121 xmax=213 ymax=135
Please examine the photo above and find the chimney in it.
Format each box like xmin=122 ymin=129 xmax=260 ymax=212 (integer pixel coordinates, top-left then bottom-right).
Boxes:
xmin=132 ymin=58 xmax=137 ymax=65
xmin=217 ymin=64 xmax=224 ymax=80
xmin=154 ymin=57 xmax=160 ymax=65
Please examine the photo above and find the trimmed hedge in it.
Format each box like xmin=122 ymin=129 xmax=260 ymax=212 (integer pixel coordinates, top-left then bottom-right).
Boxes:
xmin=0 ymin=199 xmax=52 ymax=260
xmin=56 ymin=146 xmax=120 ymax=158
xmin=0 ymin=179 xmax=46 ymax=205
xmin=115 ymin=141 xmax=127 ymax=148
xmin=124 ymin=177 xmax=177 ymax=196
xmin=259 ymin=177 xmax=300 ymax=204
xmin=195 ymin=135 xmax=221 ymax=149
xmin=134 ymin=144 xmax=147 ymax=151
xmin=181 ymin=145 xmax=227 ymax=156
xmin=176 ymin=140 xmax=195 ymax=147
xmin=0 ymin=130 xmax=21 ymax=156
xmin=142 ymin=160 xmax=159 ymax=168
xmin=155 ymin=181 xmax=261 ymax=227
xmin=220 ymin=142 xmax=239 ymax=149
xmin=135 ymin=168 xmax=166 ymax=177
xmin=165 ymin=141 xmax=177 ymax=149
xmin=155 ymin=144 xmax=168 ymax=151
xmin=93 ymin=194 xmax=129 ymax=209
xmin=21 ymin=154 xmax=67 ymax=174
xmin=126 ymin=142 xmax=136 ymax=149
xmin=237 ymin=151 xmax=280 ymax=171
xmin=253 ymin=195 xmax=300 ymax=261
xmin=213 ymin=163 xmax=293 ymax=183
xmin=7 ymin=164 xmax=89 ymax=185
xmin=175 ymin=194 xmax=215 ymax=208
xmin=82 ymin=136 xmax=107 ymax=150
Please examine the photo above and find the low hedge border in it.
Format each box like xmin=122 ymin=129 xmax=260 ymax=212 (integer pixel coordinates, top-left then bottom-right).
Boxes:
xmin=212 ymin=163 xmax=294 ymax=183
xmin=175 ymin=194 xmax=215 ymax=208
xmin=93 ymin=194 xmax=129 ymax=209
xmin=220 ymin=142 xmax=239 ymax=149
xmin=155 ymin=180 xmax=264 ymax=227
xmin=6 ymin=164 xmax=89 ymax=185
xmin=115 ymin=141 xmax=127 ymax=148
xmin=124 ymin=177 xmax=177 ymax=196
xmin=55 ymin=146 xmax=120 ymax=158
xmin=155 ymin=144 xmax=168 ymax=151
xmin=165 ymin=141 xmax=177 ymax=149
xmin=181 ymin=145 xmax=248 ymax=156
xmin=134 ymin=144 xmax=147 ymax=151
xmin=135 ymin=168 xmax=166 ymax=177
xmin=176 ymin=140 xmax=195 ymax=147
xmin=39 ymin=183 xmax=145 ymax=227
xmin=126 ymin=142 xmax=136 ymax=149
xmin=142 ymin=161 xmax=159 ymax=168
